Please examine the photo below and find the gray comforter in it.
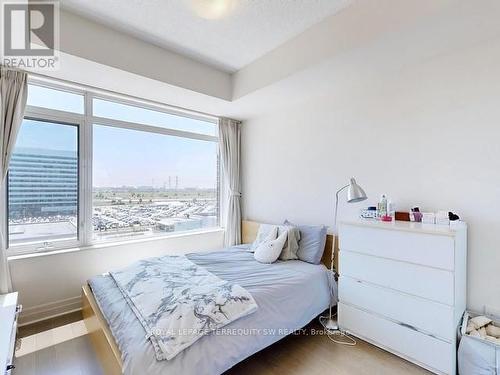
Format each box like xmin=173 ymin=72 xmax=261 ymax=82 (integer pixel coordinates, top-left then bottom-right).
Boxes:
xmin=88 ymin=245 xmax=333 ymax=375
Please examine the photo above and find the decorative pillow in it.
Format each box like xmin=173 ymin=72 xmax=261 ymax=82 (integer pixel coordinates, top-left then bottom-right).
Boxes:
xmin=466 ymin=322 xmax=476 ymax=334
xmin=478 ymin=327 xmax=487 ymax=338
xmin=254 ymin=230 xmax=288 ymax=264
xmin=486 ymin=324 xmax=500 ymax=338
xmin=277 ymin=225 xmax=301 ymax=260
xmin=284 ymin=220 xmax=327 ymax=264
xmin=250 ymin=224 xmax=278 ymax=251
xmin=469 ymin=329 xmax=480 ymax=337
xmin=468 ymin=315 xmax=493 ymax=330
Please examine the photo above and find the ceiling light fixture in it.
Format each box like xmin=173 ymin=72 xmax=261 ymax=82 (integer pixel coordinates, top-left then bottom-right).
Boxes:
xmin=189 ymin=0 xmax=235 ymax=20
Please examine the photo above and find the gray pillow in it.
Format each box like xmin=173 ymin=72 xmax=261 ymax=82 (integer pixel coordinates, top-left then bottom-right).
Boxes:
xmin=284 ymin=220 xmax=327 ymax=264
xmin=277 ymin=225 xmax=301 ymax=261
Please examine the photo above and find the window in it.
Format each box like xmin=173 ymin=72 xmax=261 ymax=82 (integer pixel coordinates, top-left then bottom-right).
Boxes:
xmin=6 ymin=81 xmax=220 ymax=253
xmin=8 ymin=119 xmax=79 ymax=246
xmin=92 ymin=125 xmax=218 ymax=242
xmin=93 ymin=98 xmax=218 ymax=136
xmin=27 ymin=84 xmax=84 ymax=114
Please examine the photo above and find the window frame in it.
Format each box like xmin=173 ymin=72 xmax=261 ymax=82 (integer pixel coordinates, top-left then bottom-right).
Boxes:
xmin=7 ymin=78 xmax=221 ymax=256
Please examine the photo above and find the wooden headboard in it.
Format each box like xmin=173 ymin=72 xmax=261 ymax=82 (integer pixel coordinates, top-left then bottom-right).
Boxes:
xmin=241 ymin=220 xmax=338 ymax=271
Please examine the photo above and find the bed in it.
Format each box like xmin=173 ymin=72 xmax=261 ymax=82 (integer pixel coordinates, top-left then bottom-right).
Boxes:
xmin=82 ymin=220 xmax=338 ymax=375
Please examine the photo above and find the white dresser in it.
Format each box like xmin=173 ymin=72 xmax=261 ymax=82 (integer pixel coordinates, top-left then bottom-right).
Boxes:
xmin=338 ymin=220 xmax=467 ymax=375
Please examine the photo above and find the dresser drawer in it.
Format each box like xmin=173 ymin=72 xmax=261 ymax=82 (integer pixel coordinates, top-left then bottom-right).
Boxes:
xmin=339 ymin=303 xmax=454 ymax=374
xmin=339 ymin=276 xmax=455 ymax=340
xmin=340 ymin=251 xmax=454 ymax=305
xmin=340 ymin=224 xmax=455 ymax=270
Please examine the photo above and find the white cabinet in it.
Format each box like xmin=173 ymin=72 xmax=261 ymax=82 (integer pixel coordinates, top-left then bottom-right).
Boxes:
xmin=338 ymin=220 xmax=467 ymax=375
xmin=0 ymin=293 xmax=19 ymax=375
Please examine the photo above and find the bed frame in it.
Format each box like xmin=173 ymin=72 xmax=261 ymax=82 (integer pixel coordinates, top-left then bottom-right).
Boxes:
xmin=82 ymin=220 xmax=337 ymax=374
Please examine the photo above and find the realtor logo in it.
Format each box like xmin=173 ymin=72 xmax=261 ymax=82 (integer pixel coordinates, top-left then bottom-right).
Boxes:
xmin=1 ymin=1 xmax=59 ymax=69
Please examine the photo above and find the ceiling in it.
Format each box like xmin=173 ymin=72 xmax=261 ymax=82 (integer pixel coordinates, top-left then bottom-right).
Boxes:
xmin=46 ymin=0 xmax=500 ymax=122
xmin=61 ymin=0 xmax=352 ymax=73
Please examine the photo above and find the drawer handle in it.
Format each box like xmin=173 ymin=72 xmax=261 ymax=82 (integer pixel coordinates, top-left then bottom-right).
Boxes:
xmin=398 ymin=322 xmax=417 ymax=332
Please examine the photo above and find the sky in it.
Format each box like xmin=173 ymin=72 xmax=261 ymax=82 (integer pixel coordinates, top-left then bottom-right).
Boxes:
xmin=93 ymin=125 xmax=217 ymax=189
xmin=13 ymin=85 xmax=218 ymax=189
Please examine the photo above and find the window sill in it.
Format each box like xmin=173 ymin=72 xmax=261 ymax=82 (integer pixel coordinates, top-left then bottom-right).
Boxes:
xmin=8 ymin=227 xmax=225 ymax=261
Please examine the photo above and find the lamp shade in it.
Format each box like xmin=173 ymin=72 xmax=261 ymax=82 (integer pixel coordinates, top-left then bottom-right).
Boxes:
xmin=347 ymin=178 xmax=367 ymax=203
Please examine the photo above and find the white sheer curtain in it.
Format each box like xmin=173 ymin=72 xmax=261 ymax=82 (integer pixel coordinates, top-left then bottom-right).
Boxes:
xmin=0 ymin=67 xmax=28 ymax=294
xmin=218 ymin=118 xmax=242 ymax=247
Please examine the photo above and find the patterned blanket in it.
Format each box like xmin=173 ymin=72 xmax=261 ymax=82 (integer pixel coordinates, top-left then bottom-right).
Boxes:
xmin=110 ymin=255 xmax=258 ymax=360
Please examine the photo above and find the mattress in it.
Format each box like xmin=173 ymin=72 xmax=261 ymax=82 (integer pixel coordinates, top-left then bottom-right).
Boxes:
xmin=88 ymin=245 xmax=333 ymax=375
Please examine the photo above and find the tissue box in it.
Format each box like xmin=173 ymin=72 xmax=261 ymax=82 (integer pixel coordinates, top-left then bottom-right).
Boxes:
xmin=421 ymin=212 xmax=435 ymax=224
xmin=436 ymin=216 xmax=450 ymax=225
xmin=435 ymin=211 xmax=450 ymax=225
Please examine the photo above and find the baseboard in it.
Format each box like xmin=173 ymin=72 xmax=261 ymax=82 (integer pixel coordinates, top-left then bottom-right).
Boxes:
xmin=18 ymin=295 xmax=81 ymax=326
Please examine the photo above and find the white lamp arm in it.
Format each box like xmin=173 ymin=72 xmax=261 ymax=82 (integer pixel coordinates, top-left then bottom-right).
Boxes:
xmin=334 ymin=184 xmax=349 ymax=233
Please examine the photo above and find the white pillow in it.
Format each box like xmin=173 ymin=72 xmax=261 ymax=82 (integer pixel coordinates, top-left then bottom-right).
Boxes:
xmin=250 ymin=224 xmax=278 ymax=251
xmin=254 ymin=230 xmax=287 ymax=264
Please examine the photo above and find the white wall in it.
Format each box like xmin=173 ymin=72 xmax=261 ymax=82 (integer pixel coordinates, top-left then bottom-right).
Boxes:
xmin=241 ymin=33 xmax=500 ymax=312
xmin=10 ymin=230 xmax=224 ymax=324
xmin=232 ymin=0 xmax=453 ymax=99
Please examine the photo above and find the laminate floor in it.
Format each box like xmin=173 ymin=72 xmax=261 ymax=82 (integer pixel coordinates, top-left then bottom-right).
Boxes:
xmin=18 ymin=311 xmax=83 ymax=338
xmin=15 ymin=315 xmax=432 ymax=375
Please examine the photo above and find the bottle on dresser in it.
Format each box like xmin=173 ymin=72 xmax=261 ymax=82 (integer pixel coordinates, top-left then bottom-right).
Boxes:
xmin=378 ymin=194 xmax=395 ymax=221
xmin=377 ymin=194 xmax=387 ymax=218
